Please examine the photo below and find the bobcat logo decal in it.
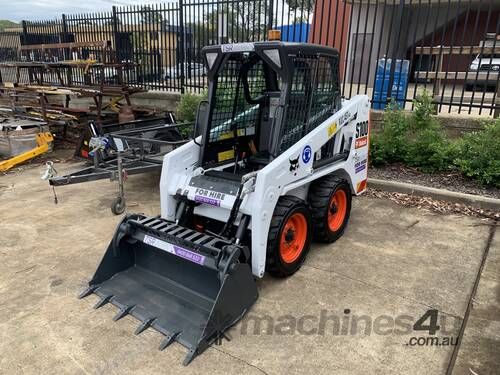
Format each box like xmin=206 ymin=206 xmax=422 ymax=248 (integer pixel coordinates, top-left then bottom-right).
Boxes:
xmin=289 ymin=155 xmax=300 ymax=171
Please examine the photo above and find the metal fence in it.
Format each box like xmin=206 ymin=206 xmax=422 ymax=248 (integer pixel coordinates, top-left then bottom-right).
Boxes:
xmin=1 ymin=0 xmax=499 ymax=116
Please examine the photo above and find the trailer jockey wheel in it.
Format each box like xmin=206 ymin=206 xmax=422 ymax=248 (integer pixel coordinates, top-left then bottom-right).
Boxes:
xmin=309 ymin=176 xmax=352 ymax=242
xmin=266 ymin=196 xmax=312 ymax=277
xmin=111 ymin=196 xmax=126 ymax=215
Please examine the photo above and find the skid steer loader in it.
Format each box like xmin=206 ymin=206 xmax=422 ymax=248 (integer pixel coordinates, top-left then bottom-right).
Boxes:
xmin=79 ymin=41 xmax=371 ymax=365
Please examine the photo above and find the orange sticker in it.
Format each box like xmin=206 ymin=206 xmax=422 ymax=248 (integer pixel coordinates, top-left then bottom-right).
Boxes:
xmin=355 ymin=136 xmax=368 ymax=149
xmin=356 ymin=179 xmax=367 ymax=193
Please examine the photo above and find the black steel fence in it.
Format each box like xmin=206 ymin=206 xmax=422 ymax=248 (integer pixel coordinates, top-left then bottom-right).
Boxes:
xmin=1 ymin=0 xmax=499 ymax=116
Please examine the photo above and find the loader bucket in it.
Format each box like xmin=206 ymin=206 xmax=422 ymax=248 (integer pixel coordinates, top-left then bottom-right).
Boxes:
xmin=79 ymin=214 xmax=258 ymax=365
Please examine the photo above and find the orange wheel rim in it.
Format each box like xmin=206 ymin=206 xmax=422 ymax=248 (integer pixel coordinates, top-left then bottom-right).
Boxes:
xmin=328 ymin=189 xmax=347 ymax=232
xmin=279 ymin=213 xmax=307 ymax=264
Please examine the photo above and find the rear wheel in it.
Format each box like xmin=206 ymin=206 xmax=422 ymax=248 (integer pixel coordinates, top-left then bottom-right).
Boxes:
xmin=309 ymin=176 xmax=352 ymax=242
xmin=266 ymin=196 xmax=311 ymax=277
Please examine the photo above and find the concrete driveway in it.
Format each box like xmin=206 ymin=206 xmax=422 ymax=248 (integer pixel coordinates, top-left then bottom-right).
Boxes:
xmin=0 ymin=161 xmax=496 ymax=375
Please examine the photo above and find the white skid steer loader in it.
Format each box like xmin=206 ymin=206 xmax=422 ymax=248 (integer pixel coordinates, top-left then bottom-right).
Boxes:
xmin=79 ymin=41 xmax=371 ymax=365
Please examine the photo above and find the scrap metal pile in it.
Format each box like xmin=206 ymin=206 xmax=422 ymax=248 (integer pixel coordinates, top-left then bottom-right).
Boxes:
xmin=0 ymin=41 xmax=151 ymax=126
xmin=0 ymin=40 xmax=172 ymax=184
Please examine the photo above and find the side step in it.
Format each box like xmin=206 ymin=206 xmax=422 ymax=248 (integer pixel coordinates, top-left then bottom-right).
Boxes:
xmin=79 ymin=214 xmax=258 ymax=365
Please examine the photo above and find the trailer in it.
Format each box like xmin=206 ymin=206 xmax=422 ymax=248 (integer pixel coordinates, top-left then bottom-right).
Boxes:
xmin=48 ymin=116 xmax=191 ymax=213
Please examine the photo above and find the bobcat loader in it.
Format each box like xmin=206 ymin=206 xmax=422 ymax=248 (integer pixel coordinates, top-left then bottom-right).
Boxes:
xmin=79 ymin=41 xmax=371 ymax=365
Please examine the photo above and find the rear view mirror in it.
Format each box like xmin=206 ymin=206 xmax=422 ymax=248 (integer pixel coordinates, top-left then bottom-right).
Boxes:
xmin=194 ymin=100 xmax=209 ymax=138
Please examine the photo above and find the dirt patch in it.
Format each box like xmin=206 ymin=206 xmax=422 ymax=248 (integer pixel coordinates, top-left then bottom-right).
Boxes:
xmin=366 ymin=188 xmax=499 ymax=221
xmin=369 ymin=164 xmax=500 ymax=199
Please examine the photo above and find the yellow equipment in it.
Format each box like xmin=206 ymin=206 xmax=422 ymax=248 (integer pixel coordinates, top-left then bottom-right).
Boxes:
xmin=0 ymin=132 xmax=54 ymax=172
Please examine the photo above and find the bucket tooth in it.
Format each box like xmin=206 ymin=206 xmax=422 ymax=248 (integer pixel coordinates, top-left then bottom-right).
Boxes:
xmin=134 ymin=318 xmax=155 ymax=335
xmin=183 ymin=349 xmax=197 ymax=366
xmin=159 ymin=332 xmax=180 ymax=351
xmin=113 ymin=305 xmax=134 ymax=321
xmin=78 ymin=286 xmax=97 ymax=299
xmin=94 ymin=295 xmax=113 ymax=309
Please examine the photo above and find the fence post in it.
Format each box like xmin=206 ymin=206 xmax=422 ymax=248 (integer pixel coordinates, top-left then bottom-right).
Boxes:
xmin=267 ymin=0 xmax=274 ymax=34
xmin=61 ymin=14 xmax=70 ymax=59
xmin=21 ymin=20 xmax=28 ymax=45
xmin=61 ymin=14 xmax=68 ymax=42
xmin=178 ymin=0 xmax=185 ymax=93
xmin=386 ymin=0 xmax=405 ymax=107
xmin=112 ymin=7 xmax=119 ymax=52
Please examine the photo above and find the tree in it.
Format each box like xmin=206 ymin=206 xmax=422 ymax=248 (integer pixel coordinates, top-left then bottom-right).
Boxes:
xmin=203 ymin=2 xmax=269 ymax=43
xmin=140 ymin=6 xmax=163 ymax=25
xmin=286 ymin=0 xmax=316 ymax=14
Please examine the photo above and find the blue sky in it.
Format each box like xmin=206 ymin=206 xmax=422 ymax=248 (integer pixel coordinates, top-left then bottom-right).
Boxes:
xmin=3 ymin=0 xmax=165 ymax=22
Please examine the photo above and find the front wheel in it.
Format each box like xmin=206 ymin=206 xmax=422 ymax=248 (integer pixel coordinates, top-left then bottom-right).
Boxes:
xmin=266 ymin=196 xmax=312 ymax=277
xmin=309 ymin=176 xmax=352 ymax=243
xmin=111 ymin=196 xmax=126 ymax=215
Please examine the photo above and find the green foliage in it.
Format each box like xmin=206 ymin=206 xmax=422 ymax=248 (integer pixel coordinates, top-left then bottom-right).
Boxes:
xmin=0 ymin=20 xmax=19 ymax=31
xmin=411 ymin=90 xmax=437 ymax=130
xmin=404 ymin=127 xmax=454 ymax=172
xmin=371 ymin=92 xmax=455 ymax=172
xmin=286 ymin=0 xmax=316 ymax=13
xmin=370 ymin=90 xmax=499 ymax=186
xmin=370 ymin=102 xmax=409 ymax=166
xmin=403 ymin=92 xmax=455 ymax=172
xmin=214 ymin=82 xmax=247 ymax=112
xmin=177 ymin=90 xmax=208 ymax=123
xmin=189 ymin=3 xmax=268 ymax=47
xmin=454 ymin=120 xmax=500 ymax=187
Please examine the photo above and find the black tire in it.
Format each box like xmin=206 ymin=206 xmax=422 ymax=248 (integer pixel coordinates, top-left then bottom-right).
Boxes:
xmin=111 ymin=196 xmax=126 ymax=215
xmin=309 ymin=176 xmax=352 ymax=243
xmin=266 ymin=196 xmax=312 ymax=277
xmin=465 ymin=83 xmax=474 ymax=91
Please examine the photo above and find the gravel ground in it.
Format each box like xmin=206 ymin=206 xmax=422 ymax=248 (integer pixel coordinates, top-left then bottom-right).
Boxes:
xmin=369 ymin=164 xmax=500 ymax=199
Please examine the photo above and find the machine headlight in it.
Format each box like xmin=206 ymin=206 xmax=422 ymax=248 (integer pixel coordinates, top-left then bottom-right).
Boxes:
xmin=492 ymin=65 xmax=500 ymax=71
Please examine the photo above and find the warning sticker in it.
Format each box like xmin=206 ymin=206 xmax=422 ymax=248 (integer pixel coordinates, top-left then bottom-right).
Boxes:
xmin=218 ymin=149 xmax=235 ymax=162
xmin=327 ymin=122 xmax=337 ymax=137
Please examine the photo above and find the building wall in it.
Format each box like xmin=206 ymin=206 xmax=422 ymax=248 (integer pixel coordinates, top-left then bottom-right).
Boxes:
xmin=341 ymin=3 xmax=498 ymax=87
xmin=309 ymin=0 xmax=351 ymax=81
xmin=345 ymin=3 xmax=392 ymax=86
xmin=420 ymin=10 xmax=500 ymax=74
xmin=159 ymin=31 xmax=178 ymax=68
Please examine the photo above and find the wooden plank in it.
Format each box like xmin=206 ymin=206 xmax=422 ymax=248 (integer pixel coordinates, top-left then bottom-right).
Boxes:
xmin=20 ymin=41 xmax=108 ymax=51
xmin=415 ymin=46 xmax=500 ymax=55
xmin=414 ymin=71 xmax=500 ymax=80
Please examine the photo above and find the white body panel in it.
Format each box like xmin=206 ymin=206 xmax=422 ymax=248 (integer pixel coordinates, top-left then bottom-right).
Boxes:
xmin=160 ymin=95 xmax=371 ymax=277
